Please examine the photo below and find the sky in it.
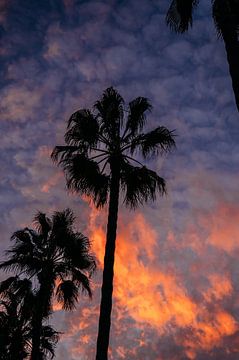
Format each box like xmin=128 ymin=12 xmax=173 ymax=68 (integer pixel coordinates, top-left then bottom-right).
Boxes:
xmin=1 ymin=0 xmax=239 ymax=359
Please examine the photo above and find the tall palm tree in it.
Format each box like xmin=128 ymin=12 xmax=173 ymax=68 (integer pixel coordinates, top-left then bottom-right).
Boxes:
xmin=166 ymin=0 xmax=239 ymax=112
xmin=0 ymin=276 xmax=59 ymax=360
xmin=0 ymin=209 xmax=96 ymax=360
xmin=51 ymin=87 xmax=175 ymax=359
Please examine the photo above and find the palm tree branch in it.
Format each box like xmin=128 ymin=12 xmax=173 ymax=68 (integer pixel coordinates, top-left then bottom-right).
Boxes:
xmin=121 ymin=162 xmax=166 ymax=208
xmin=60 ymin=154 xmax=109 ymax=208
xmin=131 ymin=127 xmax=176 ymax=157
xmin=123 ymin=97 xmax=152 ymax=139
xmin=56 ymin=280 xmax=79 ymax=310
xmin=166 ymin=0 xmax=199 ymax=33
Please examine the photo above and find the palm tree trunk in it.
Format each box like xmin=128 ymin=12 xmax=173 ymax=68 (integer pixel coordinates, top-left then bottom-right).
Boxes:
xmin=213 ymin=0 xmax=239 ymax=112
xmin=96 ymin=164 xmax=120 ymax=360
xmin=31 ymin=292 xmax=44 ymax=360
xmin=31 ymin=308 xmax=42 ymax=360
xmin=31 ymin=281 xmax=51 ymax=360
xmin=221 ymin=29 xmax=239 ymax=112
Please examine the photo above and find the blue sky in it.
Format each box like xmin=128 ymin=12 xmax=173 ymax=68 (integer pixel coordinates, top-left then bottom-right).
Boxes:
xmin=1 ymin=1 xmax=239 ymax=359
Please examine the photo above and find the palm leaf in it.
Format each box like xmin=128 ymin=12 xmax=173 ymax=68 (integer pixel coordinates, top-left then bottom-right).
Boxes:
xmin=166 ymin=0 xmax=199 ymax=33
xmin=136 ymin=126 xmax=176 ymax=157
xmin=94 ymin=87 xmax=124 ymax=139
xmin=56 ymin=280 xmax=79 ymax=310
xmin=121 ymin=163 xmax=166 ymax=208
xmin=61 ymin=232 xmax=96 ymax=273
xmin=72 ymin=269 xmax=93 ymax=298
xmin=51 ymin=145 xmax=84 ymax=164
xmin=212 ymin=0 xmax=239 ymax=37
xmin=10 ymin=229 xmax=32 ymax=244
xmin=61 ymin=154 xmax=109 ymax=208
xmin=65 ymin=109 xmax=99 ymax=148
xmin=0 ymin=252 xmax=42 ymax=276
xmin=33 ymin=212 xmax=51 ymax=238
xmin=51 ymin=208 xmax=75 ymax=235
xmin=124 ymin=97 xmax=152 ymax=137
xmin=41 ymin=325 xmax=60 ymax=359
xmin=0 ymin=277 xmax=18 ymax=296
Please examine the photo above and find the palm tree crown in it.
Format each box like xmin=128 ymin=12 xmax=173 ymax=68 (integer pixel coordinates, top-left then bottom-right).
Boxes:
xmin=52 ymin=87 xmax=175 ymax=360
xmin=52 ymin=87 xmax=175 ymax=208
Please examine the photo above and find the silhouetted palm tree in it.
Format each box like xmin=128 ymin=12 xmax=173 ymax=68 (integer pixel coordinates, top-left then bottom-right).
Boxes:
xmin=0 ymin=209 xmax=96 ymax=360
xmin=52 ymin=87 xmax=175 ymax=359
xmin=0 ymin=276 xmax=59 ymax=360
xmin=166 ymin=0 xmax=239 ymax=112
xmin=0 ymin=276 xmax=33 ymax=359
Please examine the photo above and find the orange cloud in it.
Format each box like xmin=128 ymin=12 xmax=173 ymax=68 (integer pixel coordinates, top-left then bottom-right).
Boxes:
xmin=86 ymin=207 xmax=238 ymax=358
xmin=41 ymin=172 xmax=62 ymax=193
xmin=204 ymin=204 xmax=239 ymax=253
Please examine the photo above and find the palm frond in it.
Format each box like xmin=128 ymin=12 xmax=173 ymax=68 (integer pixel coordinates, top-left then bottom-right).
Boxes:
xmin=20 ymin=291 xmax=35 ymax=322
xmin=166 ymin=0 xmax=199 ymax=33
xmin=124 ymin=97 xmax=152 ymax=137
xmin=52 ymin=208 xmax=75 ymax=234
xmin=39 ymin=325 xmax=60 ymax=359
xmin=94 ymin=87 xmax=124 ymax=139
xmin=33 ymin=212 xmax=51 ymax=238
xmin=72 ymin=269 xmax=93 ymax=298
xmin=56 ymin=280 xmax=79 ymax=310
xmin=0 ymin=277 xmax=18 ymax=296
xmin=4 ymin=277 xmax=32 ymax=301
xmin=121 ymin=163 xmax=166 ymax=208
xmin=136 ymin=127 xmax=176 ymax=157
xmin=51 ymin=145 xmax=81 ymax=163
xmin=65 ymin=109 xmax=99 ymax=148
xmin=10 ymin=229 xmax=32 ymax=244
xmin=0 ymin=251 xmax=42 ymax=276
xmin=212 ymin=0 xmax=239 ymax=37
xmin=0 ymin=257 xmax=30 ymax=273
xmin=61 ymin=154 xmax=109 ymax=208
xmin=61 ymin=232 xmax=96 ymax=273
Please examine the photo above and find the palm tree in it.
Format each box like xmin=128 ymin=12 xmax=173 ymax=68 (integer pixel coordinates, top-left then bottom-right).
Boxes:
xmin=0 ymin=276 xmax=59 ymax=360
xmin=0 ymin=276 xmax=33 ymax=359
xmin=166 ymin=0 xmax=239 ymax=112
xmin=51 ymin=87 xmax=175 ymax=359
xmin=0 ymin=209 xmax=96 ymax=360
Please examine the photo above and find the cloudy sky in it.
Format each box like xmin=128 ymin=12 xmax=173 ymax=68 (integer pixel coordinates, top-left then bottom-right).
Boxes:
xmin=1 ymin=0 xmax=239 ymax=359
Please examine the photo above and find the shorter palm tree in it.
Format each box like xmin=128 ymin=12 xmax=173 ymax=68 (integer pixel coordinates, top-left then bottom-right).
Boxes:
xmin=0 ymin=209 xmax=96 ymax=360
xmin=0 ymin=276 xmax=33 ymax=359
xmin=0 ymin=276 xmax=59 ymax=360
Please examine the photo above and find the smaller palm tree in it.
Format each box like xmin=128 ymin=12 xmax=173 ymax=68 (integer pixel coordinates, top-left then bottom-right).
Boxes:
xmin=0 ymin=276 xmax=59 ymax=360
xmin=0 ymin=276 xmax=33 ymax=359
xmin=0 ymin=209 xmax=96 ymax=360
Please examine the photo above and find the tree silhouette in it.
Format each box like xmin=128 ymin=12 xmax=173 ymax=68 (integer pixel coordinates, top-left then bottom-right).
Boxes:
xmin=0 ymin=209 xmax=96 ymax=360
xmin=166 ymin=0 xmax=239 ymax=112
xmin=0 ymin=276 xmax=59 ymax=359
xmin=0 ymin=276 xmax=33 ymax=359
xmin=52 ymin=87 xmax=175 ymax=359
